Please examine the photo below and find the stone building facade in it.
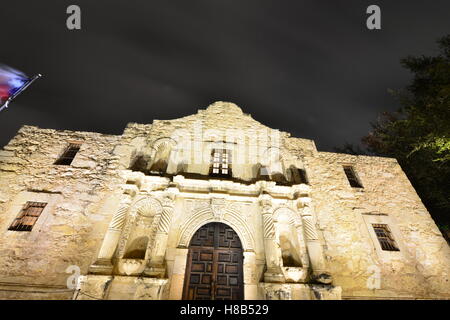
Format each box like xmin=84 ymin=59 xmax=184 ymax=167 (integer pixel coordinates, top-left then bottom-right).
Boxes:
xmin=0 ymin=101 xmax=448 ymax=300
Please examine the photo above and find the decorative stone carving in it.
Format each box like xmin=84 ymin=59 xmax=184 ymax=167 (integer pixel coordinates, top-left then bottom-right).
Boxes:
xmin=263 ymin=284 xmax=292 ymax=300
xmin=302 ymin=216 xmax=319 ymax=240
xmin=135 ymin=215 xmax=155 ymax=228
xmin=134 ymin=279 xmax=169 ymax=300
xmin=4 ymin=101 xmax=449 ymax=301
xmin=109 ymin=200 xmax=131 ymax=231
xmin=229 ymin=202 xmax=252 ymax=219
xmin=135 ymin=197 xmax=163 ymax=218
xmin=75 ymin=275 xmax=113 ymax=300
xmin=160 ymin=193 xmax=175 ymax=208
xmin=295 ymin=200 xmax=332 ymax=284
xmin=262 ymin=147 xmax=291 ymax=165
xmin=158 ymin=206 xmax=173 ymax=234
xmin=259 ymin=195 xmax=285 ymax=283
xmin=90 ymin=195 xmax=133 ymax=273
xmin=272 ymin=206 xmax=307 ymax=282
xmin=185 ymin=198 xmax=210 ymax=216
xmin=147 ymin=137 xmax=177 ymax=172
xmin=117 ymin=196 xmax=163 ymax=259
xmin=211 ymin=198 xmax=226 ymax=220
xmin=149 ymin=137 xmax=177 ymax=154
xmin=148 ymin=194 xmax=175 ymax=273
xmin=119 ymin=259 xmax=146 ymax=276
xmin=282 ymin=267 xmax=307 ymax=283
xmin=117 ymin=215 xmax=134 ymax=259
xmin=263 ymin=214 xmax=275 ymax=239
xmin=260 ymin=197 xmax=273 ymax=214
xmin=260 ymin=197 xmax=275 ymax=240
xmin=273 ymin=206 xmax=302 ymax=227
xmin=178 ymin=199 xmax=254 ymax=250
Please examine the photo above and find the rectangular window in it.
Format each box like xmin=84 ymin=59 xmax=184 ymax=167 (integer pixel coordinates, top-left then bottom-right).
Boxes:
xmin=343 ymin=165 xmax=363 ymax=188
xmin=372 ymin=224 xmax=399 ymax=251
xmin=9 ymin=202 xmax=47 ymax=231
xmin=54 ymin=143 xmax=81 ymax=165
xmin=210 ymin=149 xmax=232 ymax=177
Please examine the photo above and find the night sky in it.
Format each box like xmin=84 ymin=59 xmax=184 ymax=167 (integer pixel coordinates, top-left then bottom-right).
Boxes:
xmin=0 ymin=1 xmax=449 ymax=151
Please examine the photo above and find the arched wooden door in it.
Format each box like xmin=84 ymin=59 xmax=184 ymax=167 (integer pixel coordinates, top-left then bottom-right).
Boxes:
xmin=182 ymin=222 xmax=244 ymax=300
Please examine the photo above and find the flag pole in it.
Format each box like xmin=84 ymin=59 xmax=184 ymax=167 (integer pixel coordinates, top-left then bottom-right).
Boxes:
xmin=0 ymin=74 xmax=42 ymax=112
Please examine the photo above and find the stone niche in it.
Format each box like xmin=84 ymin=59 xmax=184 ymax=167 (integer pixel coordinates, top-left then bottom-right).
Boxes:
xmin=273 ymin=206 xmax=309 ymax=283
xmin=80 ymin=192 xmax=173 ymax=300
xmin=109 ymin=195 xmax=171 ymax=279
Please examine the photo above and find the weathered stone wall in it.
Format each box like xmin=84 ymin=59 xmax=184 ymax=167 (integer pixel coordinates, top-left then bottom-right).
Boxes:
xmin=114 ymin=101 xmax=316 ymax=181
xmin=0 ymin=102 xmax=448 ymax=300
xmin=305 ymin=152 xmax=450 ymax=299
xmin=0 ymin=125 xmax=122 ymax=299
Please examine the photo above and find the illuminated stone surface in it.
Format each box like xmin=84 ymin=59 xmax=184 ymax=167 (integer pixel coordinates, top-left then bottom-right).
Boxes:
xmin=0 ymin=102 xmax=448 ymax=300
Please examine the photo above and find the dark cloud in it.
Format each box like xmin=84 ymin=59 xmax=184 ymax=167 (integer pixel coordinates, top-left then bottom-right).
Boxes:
xmin=1 ymin=0 xmax=449 ymax=151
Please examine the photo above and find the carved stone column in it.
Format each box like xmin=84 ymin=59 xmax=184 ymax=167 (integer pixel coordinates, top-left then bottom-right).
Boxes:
xmin=260 ymin=196 xmax=284 ymax=283
xmin=90 ymin=195 xmax=132 ymax=274
xmin=148 ymin=195 xmax=175 ymax=271
xmin=297 ymin=199 xmax=332 ymax=284
xmin=294 ymin=221 xmax=310 ymax=273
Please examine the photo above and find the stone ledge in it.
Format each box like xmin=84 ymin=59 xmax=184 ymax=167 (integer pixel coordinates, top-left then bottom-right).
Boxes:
xmin=258 ymin=283 xmax=342 ymax=300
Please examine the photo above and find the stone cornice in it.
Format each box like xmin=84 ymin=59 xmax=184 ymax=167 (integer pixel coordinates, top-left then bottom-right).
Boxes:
xmin=120 ymin=170 xmax=311 ymax=200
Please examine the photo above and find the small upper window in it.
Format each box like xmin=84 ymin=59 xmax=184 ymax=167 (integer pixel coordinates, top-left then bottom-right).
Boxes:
xmin=210 ymin=149 xmax=232 ymax=177
xmin=9 ymin=202 xmax=47 ymax=231
xmin=343 ymin=165 xmax=363 ymax=188
xmin=54 ymin=143 xmax=81 ymax=165
xmin=372 ymin=224 xmax=399 ymax=251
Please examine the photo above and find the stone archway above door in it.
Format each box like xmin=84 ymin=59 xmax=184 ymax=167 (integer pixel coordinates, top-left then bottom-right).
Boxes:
xmin=177 ymin=204 xmax=255 ymax=252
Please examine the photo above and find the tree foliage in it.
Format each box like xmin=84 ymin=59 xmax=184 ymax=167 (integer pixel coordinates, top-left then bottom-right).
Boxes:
xmin=334 ymin=142 xmax=367 ymax=155
xmin=362 ymin=35 xmax=450 ymax=233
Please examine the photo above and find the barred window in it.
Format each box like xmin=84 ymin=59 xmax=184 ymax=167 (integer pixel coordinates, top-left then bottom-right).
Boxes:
xmin=343 ymin=165 xmax=363 ymax=188
xmin=210 ymin=149 xmax=232 ymax=177
xmin=372 ymin=224 xmax=399 ymax=251
xmin=9 ymin=202 xmax=47 ymax=231
xmin=54 ymin=143 xmax=81 ymax=165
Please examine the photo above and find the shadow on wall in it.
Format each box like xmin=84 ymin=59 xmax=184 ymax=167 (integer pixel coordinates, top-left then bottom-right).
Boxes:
xmin=123 ymin=236 xmax=149 ymax=259
xmin=127 ymin=150 xmax=308 ymax=187
xmin=129 ymin=152 xmax=150 ymax=173
xmin=279 ymin=234 xmax=302 ymax=267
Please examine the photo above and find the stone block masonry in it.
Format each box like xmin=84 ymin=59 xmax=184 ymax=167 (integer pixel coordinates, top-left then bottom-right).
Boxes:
xmin=0 ymin=101 xmax=448 ymax=300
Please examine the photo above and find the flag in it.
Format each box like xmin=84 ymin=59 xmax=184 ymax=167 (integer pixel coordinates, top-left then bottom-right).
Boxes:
xmin=0 ymin=64 xmax=41 ymax=112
